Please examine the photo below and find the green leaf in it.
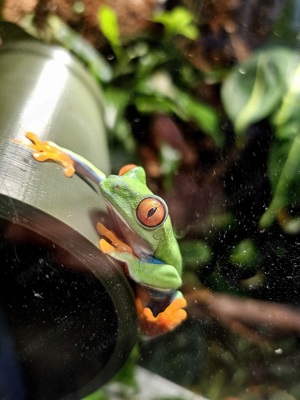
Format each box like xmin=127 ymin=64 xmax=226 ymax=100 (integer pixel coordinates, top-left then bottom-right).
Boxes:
xmin=221 ymin=47 xmax=300 ymax=135
xmin=274 ymin=119 xmax=300 ymax=140
xmin=260 ymin=136 xmax=300 ymax=228
xmin=98 ymin=5 xmax=120 ymax=46
xmin=135 ymin=93 xmax=175 ymax=115
xmin=135 ymin=75 xmax=222 ymax=146
xmin=98 ymin=6 xmax=125 ymax=60
xmin=82 ymin=388 xmax=107 ymax=400
xmin=20 ymin=14 xmax=112 ymax=82
xmin=159 ymin=143 xmax=181 ymax=189
xmin=281 ymin=216 xmax=300 ymax=235
xmin=175 ymin=90 xmax=222 ymax=146
xmin=113 ymin=346 xmax=139 ymax=388
xmin=229 ymin=239 xmax=259 ymax=268
xmin=180 ymin=240 xmax=212 ymax=269
xmin=48 ymin=15 xmax=112 ymax=82
xmin=103 ymin=87 xmax=131 ymax=128
xmin=153 ymin=6 xmax=199 ymax=40
xmin=207 ymin=268 xmax=241 ymax=294
xmin=222 ymin=47 xmax=300 ymax=229
xmin=103 ymin=87 xmax=135 ymax=151
xmin=272 ymin=62 xmax=300 ymax=139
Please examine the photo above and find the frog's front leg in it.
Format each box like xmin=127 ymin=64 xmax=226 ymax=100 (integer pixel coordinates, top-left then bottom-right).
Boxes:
xmin=96 ymin=222 xmax=133 ymax=255
xmin=13 ymin=132 xmax=107 ymax=183
xmin=13 ymin=132 xmax=75 ymax=177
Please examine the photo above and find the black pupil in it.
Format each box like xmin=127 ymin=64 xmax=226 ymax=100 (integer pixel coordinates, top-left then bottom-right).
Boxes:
xmin=147 ymin=207 xmax=157 ymax=219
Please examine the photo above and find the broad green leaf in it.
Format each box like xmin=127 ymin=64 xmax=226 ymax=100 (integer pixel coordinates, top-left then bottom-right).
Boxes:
xmin=221 ymin=47 xmax=300 ymax=135
xmin=223 ymin=47 xmax=300 ymax=229
xmin=274 ymin=118 xmax=300 ymax=140
xmin=273 ymin=62 xmax=300 ymax=139
xmin=153 ymin=6 xmax=199 ymax=40
xmin=270 ymin=0 xmax=300 ymax=47
xmin=260 ymin=135 xmax=300 ymax=228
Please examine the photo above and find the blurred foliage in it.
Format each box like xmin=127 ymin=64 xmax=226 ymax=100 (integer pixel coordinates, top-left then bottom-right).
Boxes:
xmin=2 ymin=0 xmax=300 ymax=399
xmin=222 ymin=47 xmax=300 ymax=228
xmin=98 ymin=6 xmax=124 ymax=61
xmin=152 ymin=7 xmax=199 ymax=41
xmin=20 ymin=4 xmax=220 ymax=164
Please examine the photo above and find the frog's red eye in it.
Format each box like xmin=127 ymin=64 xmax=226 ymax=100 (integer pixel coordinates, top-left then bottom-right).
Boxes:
xmin=136 ymin=197 xmax=167 ymax=228
xmin=118 ymin=164 xmax=137 ymax=176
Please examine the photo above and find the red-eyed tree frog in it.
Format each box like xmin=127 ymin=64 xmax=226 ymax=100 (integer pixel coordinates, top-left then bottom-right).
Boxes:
xmin=15 ymin=132 xmax=187 ymax=336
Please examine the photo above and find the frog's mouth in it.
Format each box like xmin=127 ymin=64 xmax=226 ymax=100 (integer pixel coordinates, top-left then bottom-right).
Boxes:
xmin=105 ymin=203 xmax=153 ymax=260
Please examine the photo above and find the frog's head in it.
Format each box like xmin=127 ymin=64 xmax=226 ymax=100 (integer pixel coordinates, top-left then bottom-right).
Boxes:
xmin=99 ymin=165 xmax=174 ymax=259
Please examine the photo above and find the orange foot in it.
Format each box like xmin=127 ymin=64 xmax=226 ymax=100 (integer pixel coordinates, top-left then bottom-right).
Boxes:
xmin=136 ymin=297 xmax=187 ymax=337
xmin=97 ymin=222 xmax=133 ymax=254
xmin=13 ymin=132 xmax=75 ymax=177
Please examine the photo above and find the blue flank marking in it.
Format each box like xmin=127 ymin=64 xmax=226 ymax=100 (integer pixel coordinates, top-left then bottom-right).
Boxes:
xmin=146 ymin=255 xmax=164 ymax=264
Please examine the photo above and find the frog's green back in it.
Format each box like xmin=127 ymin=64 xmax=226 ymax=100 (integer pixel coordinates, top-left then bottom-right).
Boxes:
xmin=153 ymin=216 xmax=183 ymax=274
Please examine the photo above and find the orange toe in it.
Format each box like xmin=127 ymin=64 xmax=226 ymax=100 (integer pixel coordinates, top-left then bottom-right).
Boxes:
xmin=99 ymin=238 xmax=115 ymax=253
